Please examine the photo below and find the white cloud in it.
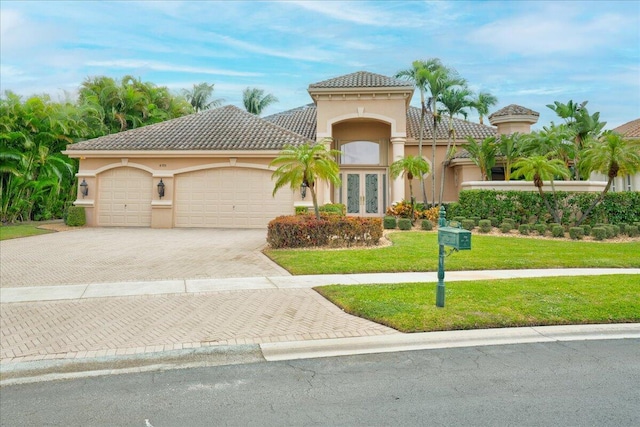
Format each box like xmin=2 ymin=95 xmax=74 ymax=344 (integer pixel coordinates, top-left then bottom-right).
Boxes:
xmin=84 ymin=60 xmax=263 ymax=77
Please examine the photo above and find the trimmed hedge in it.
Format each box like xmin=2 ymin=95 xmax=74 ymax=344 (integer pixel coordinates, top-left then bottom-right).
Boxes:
xmin=591 ymin=227 xmax=607 ymax=241
xmin=534 ymin=224 xmax=547 ymax=235
xmin=398 ymin=218 xmax=412 ymax=230
xmin=461 ymin=219 xmax=475 ymax=230
xmin=455 ymin=190 xmax=640 ymax=226
xmin=628 ymin=225 xmax=639 ymax=238
xmin=499 ymin=222 xmax=512 ymax=233
xmin=65 ymin=206 xmax=86 ymax=226
xmin=421 ymin=219 xmax=433 ymax=231
xmin=569 ymin=227 xmax=584 ymax=240
xmin=267 ymin=214 xmax=382 ymax=249
xmin=383 ymin=216 xmax=397 ymax=229
xmin=551 ymin=225 xmax=565 ymax=238
xmin=518 ymin=224 xmax=530 ymax=235
xmin=478 ymin=219 xmax=492 ymax=233
xmin=318 ymin=203 xmax=346 ymax=215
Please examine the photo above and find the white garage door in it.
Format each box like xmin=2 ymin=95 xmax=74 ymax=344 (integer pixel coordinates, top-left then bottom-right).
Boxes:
xmin=97 ymin=167 xmax=153 ymax=227
xmin=175 ymin=168 xmax=293 ymax=228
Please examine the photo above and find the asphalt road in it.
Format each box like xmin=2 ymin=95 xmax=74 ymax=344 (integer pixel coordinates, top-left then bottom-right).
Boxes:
xmin=1 ymin=339 xmax=638 ymax=426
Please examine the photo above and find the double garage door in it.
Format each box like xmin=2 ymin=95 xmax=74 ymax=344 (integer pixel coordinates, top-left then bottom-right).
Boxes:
xmin=97 ymin=167 xmax=292 ymax=228
xmin=175 ymin=168 xmax=293 ymax=228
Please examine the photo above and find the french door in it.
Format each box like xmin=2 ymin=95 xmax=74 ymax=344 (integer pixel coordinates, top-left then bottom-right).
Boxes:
xmin=340 ymin=170 xmax=386 ymax=217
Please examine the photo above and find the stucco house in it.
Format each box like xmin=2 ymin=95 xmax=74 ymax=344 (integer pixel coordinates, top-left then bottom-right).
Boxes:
xmin=64 ymin=71 xmax=539 ymax=229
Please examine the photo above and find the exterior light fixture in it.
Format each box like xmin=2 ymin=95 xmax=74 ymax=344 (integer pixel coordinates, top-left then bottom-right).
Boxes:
xmin=80 ymin=179 xmax=88 ymax=198
xmin=300 ymin=181 xmax=307 ymax=199
xmin=157 ymin=179 xmax=165 ymax=198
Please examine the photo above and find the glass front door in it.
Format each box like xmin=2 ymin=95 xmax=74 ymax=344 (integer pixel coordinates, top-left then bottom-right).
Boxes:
xmin=342 ymin=170 xmax=386 ymax=217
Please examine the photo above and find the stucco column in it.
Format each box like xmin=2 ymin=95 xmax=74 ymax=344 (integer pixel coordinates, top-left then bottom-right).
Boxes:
xmin=391 ymin=137 xmax=406 ymax=202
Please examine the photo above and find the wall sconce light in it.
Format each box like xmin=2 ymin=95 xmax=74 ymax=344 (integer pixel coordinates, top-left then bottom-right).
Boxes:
xmin=80 ymin=179 xmax=88 ymax=198
xmin=300 ymin=181 xmax=307 ymax=200
xmin=157 ymin=179 xmax=165 ymax=199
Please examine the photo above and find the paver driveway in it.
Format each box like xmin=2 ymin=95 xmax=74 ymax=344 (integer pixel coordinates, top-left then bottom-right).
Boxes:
xmin=0 ymin=228 xmax=290 ymax=287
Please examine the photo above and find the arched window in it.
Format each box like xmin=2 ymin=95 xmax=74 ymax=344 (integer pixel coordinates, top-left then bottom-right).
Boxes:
xmin=340 ymin=140 xmax=380 ymax=165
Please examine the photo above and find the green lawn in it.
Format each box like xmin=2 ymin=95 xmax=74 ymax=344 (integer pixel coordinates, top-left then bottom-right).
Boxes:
xmin=0 ymin=224 xmax=54 ymax=240
xmin=315 ymin=275 xmax=640 ymax=333
xmin=265 ymin=232 xmax=640 ymax=275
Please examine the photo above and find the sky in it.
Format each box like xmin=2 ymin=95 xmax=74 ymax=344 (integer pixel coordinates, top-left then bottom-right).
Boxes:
xmin=1 ymin=0 xmax=639 ymax=130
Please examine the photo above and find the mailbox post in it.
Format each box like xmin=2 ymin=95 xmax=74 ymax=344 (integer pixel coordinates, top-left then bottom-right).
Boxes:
xmin=436 ymin=206 xmax=471 ymax=307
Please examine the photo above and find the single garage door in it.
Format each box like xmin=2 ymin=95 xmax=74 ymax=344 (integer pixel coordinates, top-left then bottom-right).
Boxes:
xmin=175 ymin=168 xmax=293 ymax=228
xmin=97 ymin=167 xmax=153 ymax=226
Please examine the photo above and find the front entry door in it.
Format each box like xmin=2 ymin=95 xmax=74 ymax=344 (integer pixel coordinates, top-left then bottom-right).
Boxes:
xmin=342 ymin=170 xmax=385 ymax=216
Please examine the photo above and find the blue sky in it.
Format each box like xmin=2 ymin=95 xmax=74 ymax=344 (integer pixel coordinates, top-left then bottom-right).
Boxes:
xmin=1 ymin=0 xmax=639 ymax=129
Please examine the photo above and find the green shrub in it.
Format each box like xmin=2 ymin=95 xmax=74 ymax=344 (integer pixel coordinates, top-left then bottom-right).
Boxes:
xmin=582 ymin=225 xmax=591 ymax=236
xmin=295 ymin=206 xmax=308 ymax=215
xmin=488 ymin=216 xmax=499 ymax=227
xmin=604 ymin=225 xmax=615 ymax=239
xmin=569 ymin=227 xmax=584 ymax=240
xmin=591 ymin=227 xmax=607 ymax=241
xmin=398 ymin=218 xmax=412 ymax=230
xmin=453 ymin=216 xmax=466 ymax=224
xmin=551 ymin=225 xmax=564 ymax=238
xmin=627 ymin=225 xmax=639 ymax=238
xmin=534 ymin=224 xmax=547 ymax=235
xmin=548 ymin=223 xmax=562 ymax=232
xmin=319 ymin=203 xmax=346 ymax=215
xmin=518 ymin=224 xmax=530 ymax=235
xmin=383 ymin=216 xmax=397 ymax=229
xmin=618 ymin=223 xmax=627 ymax=234
xmin=470 ymin=216 xmax=481 ymax=226
xmin=267 ymin=214 xmax=382 ymax=249
xmin=610 ymin=225 xmax=620 ymax=237
xmin=461 ymin=219 xmax=475 ymax=230
xmin=478 ymin=219 xmax=492 ymax=233
xmin=65 ymin=206 xmax=86 ymax=226
xmin=503 ymin=218 xmax=516 ymax=228
xmin=499 ymin=222 xmax=512 ymax=233
xmin=421 ymin=219 xmax=433 ymax=231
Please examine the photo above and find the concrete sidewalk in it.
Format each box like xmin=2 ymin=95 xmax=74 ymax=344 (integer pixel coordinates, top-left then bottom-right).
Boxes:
xmin=1 ymin=268 xmax=638 ymax=385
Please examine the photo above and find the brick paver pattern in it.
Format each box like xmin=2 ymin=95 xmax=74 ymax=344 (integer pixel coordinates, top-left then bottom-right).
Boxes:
xmin=0 ymin=289 xmax=397 ymax=363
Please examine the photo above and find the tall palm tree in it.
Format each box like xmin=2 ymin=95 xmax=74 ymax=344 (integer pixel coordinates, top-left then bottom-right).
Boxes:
xmin=183 ymin=82 xmax=223 ymax=113
xmin=576 ymin=132 xmax=640 ymax=225
xmin=243 ymin=87 xmax=278 ymax=116
xmin=438 ymin=87 xmax=472 ymax=204
xmin=389 ymin=155 xmax=431 ymax=205
xmin=472 ymin=91 xmax=498 ymax=125
xmin=511 ymin=155 xmax=570 ymax=224
xmin=270 ymin=140 xmax=341 ymax=220
xmin=463 ymin=136 xmax=497 ymax=181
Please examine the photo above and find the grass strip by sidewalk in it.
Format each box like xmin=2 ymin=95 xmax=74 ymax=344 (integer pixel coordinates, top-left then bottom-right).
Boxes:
xmin=0 ymin=224 xmax=53 ymax=241
xmin=315 ymin=275 xmax=640 ymax=333
xmin=265 ymin=232 xmax=640 ymax=275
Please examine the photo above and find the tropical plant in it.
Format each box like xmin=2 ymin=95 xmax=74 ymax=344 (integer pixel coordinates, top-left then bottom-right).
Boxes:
xmin=472 ymin=91 xmax=498 ymax=125
xmin=463 ymin=136 xmax=497 ymax=181
xmin=270 ymin=140 xmax=341 ymax=220
xmin=576 ymin=132 xmax=640 ymax=225
xmin=438 ymin=87 xmax=472 ymax=204
xmin=182 ymin=82 xmax=223 ymax=113
xmin=243 ymin=87 xmax=278 ymax=116
xmin=496 ymin=132 xmax=523 ymax=181
xmin=511 ymin=155 xmax=571 ymax=224
xmin=389 ymin=155 xmax=431 ymax=217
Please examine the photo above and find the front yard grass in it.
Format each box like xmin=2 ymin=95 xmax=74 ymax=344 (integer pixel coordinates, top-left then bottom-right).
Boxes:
xmin=0 ymin=224 xmax=54 ymax=240
xmin=315 ymin=275 xmax=640 ymax=333
xmin=264 ymin=232 xmax=640 ymax=275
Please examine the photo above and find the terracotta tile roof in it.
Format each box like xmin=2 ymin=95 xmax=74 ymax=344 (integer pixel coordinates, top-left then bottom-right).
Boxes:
xmin=66 ymin=105 xmax=311 ymax=151
xmin=489 ymin=104 xmax=539 ymax=119
xmin=406 ymin=106 xmax=497 ymax=140
xmin=612 ymin=118 xmax=640 ymax=139
xmin=308 ymin=71 xmax=412 ymax=89
xmin=263 ymin=104 xmax=317 ymax=140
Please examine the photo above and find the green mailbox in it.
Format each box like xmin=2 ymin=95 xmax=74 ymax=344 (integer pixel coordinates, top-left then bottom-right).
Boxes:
xmin=438 ymin=225 xmax=471 ymax=250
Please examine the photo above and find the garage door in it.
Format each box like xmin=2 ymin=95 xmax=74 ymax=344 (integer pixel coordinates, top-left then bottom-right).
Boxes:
xmin=97 ymin=167 xmax=153 ymax=226
xmin=175 ymin=168 xmax=293 ymax=228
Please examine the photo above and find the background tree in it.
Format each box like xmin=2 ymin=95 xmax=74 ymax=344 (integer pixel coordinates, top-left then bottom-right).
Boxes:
xmin=576 ymin=131 xmax=640 ymax=225
xmin=243 ymin=87 xmax=278 ymax=116
xmin=472 ymin=91 xmax=498 ymax=125
xmin=463 ymin=136 xmax=497 ymax=181
xmin=511 ymin=155 xmax=570 ymax=224
xmin=270 ymin=140 xmax=341 ymax=220
xmin=182 ymin=82 xmax=223 ymax=113
xmin=438 ymin=87 xmax=472 ymax=204
xmin=497 ymin=133 xmax=523 ymax=181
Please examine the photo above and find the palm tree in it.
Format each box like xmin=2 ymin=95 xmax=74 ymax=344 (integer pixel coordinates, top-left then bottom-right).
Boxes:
xmin=183 ymin=82 xmax=223 ymax=113
xmin=472 ymin=91 xmax=498 ymax=125
xmin=270 ymin=140 xmax=341 ymax=220
xmin=576 ymin=132 xmax=640 ymax=225
xmin=243 ymin=87 xmax=278 ymax=116
xmin=438 ymin=87 xmax=472 ymax=204
xmin=497 ymin=132 xmax=523 ymax=181
xmin=463 ymin=136 xmax=497 ymax=181
xmin=511 ymin=155 xmax=570 ymax=224
xmin=389 ymin=155 xmax=431 ymax=205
